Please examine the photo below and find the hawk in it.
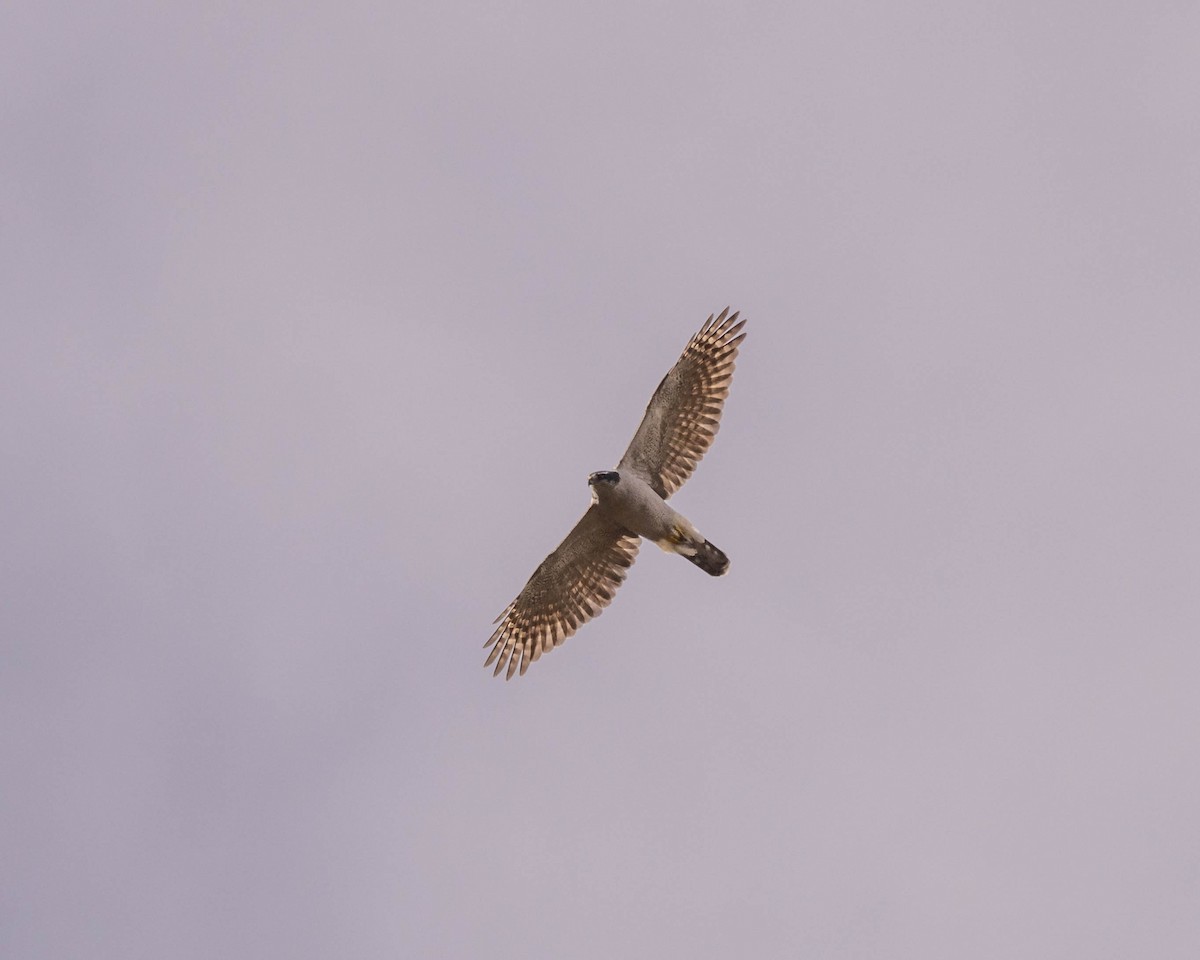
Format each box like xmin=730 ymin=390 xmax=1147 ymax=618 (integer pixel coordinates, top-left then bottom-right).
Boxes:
xmin=484 ymin=308 xmax=747 ymax=679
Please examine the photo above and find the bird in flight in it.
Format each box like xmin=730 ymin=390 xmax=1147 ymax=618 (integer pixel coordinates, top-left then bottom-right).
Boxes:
xmin=485 ymin=308 xmax=747 ymax=678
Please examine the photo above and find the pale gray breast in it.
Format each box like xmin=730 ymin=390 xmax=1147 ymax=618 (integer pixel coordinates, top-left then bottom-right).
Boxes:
xmin=600 ymin=474 xmax=676 ymax=539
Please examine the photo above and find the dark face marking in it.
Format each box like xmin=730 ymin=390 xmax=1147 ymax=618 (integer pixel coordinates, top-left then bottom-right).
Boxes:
xmin=588 ymin=470 xmax=620 ymax=486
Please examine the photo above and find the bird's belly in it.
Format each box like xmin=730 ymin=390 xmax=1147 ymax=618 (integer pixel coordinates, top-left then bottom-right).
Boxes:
xmin=606 ymin=493 xmax=675 ymax=540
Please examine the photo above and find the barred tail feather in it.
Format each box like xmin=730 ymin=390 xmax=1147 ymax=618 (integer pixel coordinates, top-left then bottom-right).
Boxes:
xmin=687 ymin=540 xmax=729 ymax=577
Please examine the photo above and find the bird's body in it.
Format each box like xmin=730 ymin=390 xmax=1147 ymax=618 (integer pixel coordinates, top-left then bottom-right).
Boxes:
xmin=588 ymin=470 xmax=686 ymax=546
xmin=485 ymin=308 xmax=746 ymax=678
xmin=588 ymin=471 xmax=727 ymax=576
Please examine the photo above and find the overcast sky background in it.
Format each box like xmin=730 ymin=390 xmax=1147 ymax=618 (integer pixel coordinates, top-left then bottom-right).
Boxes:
xmin=4 ymin=2 xmax=1199 ymax=957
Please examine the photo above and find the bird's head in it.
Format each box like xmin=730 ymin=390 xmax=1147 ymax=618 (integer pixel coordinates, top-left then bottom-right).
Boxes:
xmin=587 ymin=471 xmax=620 ymax=501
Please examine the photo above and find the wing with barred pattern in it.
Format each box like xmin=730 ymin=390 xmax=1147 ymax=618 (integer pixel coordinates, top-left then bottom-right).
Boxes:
xmin=618 ymin=308 xmax=746 ymax=499
xmin=485 ymin=506 xmax=640 ymax=679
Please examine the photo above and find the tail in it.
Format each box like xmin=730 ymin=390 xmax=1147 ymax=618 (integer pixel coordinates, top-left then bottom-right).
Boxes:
xmin=686 ymin=540 xmax=729 ymax=577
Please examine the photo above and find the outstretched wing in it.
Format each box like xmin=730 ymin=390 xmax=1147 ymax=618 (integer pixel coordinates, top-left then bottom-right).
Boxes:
xmin=485 ymin=506 xmax=640 ymax=679
xmin=618 ymin=308 xmax=747 ymax=499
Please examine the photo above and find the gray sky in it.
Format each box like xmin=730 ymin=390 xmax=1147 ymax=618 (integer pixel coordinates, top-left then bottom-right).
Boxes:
xmin=4 ymin=2 xmax=1199 ymax=957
